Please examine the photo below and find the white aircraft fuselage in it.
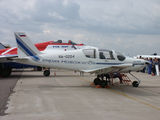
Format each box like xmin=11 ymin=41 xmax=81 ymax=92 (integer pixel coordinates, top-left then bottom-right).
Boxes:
xmin=14 ymin=47 xmax=148 ymax=74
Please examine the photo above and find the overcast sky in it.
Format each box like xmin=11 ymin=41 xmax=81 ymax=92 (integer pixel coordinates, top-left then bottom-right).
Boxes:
xmin=0 ymin=0 xmax=160 ymax=56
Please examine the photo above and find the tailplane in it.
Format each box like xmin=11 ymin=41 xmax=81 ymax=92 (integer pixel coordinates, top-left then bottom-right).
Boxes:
xmin=14 ymin=32 xmax=41 ymax=61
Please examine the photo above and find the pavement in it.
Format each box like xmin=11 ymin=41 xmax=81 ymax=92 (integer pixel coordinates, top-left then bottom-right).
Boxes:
xmin=0 ymin=69 xmax=23 ymax=115
xmin=0 ymin=69 xmax=160 ymax=120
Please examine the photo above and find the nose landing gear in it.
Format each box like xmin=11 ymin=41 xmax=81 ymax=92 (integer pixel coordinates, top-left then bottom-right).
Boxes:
xmin=129 ymin=72 xmax=140 ymax=87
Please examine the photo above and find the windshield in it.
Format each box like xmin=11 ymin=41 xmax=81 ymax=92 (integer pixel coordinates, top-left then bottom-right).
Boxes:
xmin=116 ymin=51 xmax=126 ymax=61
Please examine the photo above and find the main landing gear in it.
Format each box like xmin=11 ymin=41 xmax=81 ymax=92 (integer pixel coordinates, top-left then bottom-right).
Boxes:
xmin=93 ymin=74 xmax=110 ymax=88
xmin=0 ymin=68 xmax=12 ymax=77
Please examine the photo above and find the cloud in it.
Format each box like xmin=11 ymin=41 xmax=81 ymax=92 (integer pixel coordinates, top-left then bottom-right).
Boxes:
xmin=77 ymin=0 xmax=160 ymax=35
xmin=0 ymin=0 xmax=160 ymax=56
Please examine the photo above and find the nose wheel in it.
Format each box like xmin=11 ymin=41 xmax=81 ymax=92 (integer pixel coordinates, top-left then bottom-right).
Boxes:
xmin=43 ymin=70 xmax=50 ymax=76
xmin=129 ymin=72 xmax=140 ymax=87
xmin=132 ymin=81 xmax=139 ymax=87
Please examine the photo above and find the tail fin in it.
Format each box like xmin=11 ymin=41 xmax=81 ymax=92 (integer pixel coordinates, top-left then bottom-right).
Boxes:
xmin=0 ymin=43 xmax=6 ymax=49
xmin=14 ymin=32 xmax=41 ymax=61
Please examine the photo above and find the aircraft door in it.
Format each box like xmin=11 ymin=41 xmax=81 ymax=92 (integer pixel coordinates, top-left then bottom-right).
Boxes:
xmin=82 ymin=49 xmax=96 ymax=59
xmin=98 ymin=50 xmax=115 ymax=62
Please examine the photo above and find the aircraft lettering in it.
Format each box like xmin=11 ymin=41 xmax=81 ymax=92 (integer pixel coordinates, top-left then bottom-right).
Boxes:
xmin=59 ymin=55 xmax=63 ymax=58
xmin=61 ymin=60 xmax=95 ymax=65
xmin=133 ymin=61 xmax=141 ymax=63
xmin=82 ymin=61 xmax=96 ymax=65
xmin=61 ymin=46 xmax=68 ymax=48
xmin=61 ymin=60 xmax=81 ymax=64
xmin=42 ymin=59 xmax=60 ymax=63
xmin=53 ymin=46 xmax=59 ymax=48
xmin=41 ymin=59 xmax=95 ymax=65
xmin=59 ymin=55 xmax=75 ymax=58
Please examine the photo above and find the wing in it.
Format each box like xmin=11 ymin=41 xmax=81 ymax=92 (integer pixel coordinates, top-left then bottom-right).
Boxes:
xmin=0 ymin=54 xmax=18 ymax=63
xmin=0 ymin=54 xmax=18 ymax=58
xmin=81 ymin=63 xmax=133 ymax=74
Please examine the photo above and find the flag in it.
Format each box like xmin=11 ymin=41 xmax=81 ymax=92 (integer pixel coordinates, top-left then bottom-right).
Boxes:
xmin=18 ymin=33 xmax=26 ymax=37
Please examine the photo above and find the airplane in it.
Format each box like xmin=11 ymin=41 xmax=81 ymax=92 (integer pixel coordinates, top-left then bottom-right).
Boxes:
xmin=135 ymin=54 xmax=160 ymax=59
xmin=0 ymin=39 xmax=85 ymax=77
xmin=11 ymin=32 xmax=150 ymax=87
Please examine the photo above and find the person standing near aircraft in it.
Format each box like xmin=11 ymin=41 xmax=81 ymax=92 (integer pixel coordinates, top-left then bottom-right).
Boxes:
xmin=159 ymin=59 xmax=160 ymax=75
xmin=151 ymin=58 xmax=157 ymax=76
xmin=145 ymin=58 xmax=149 ymax=73
xmin=148 ymin=58 xmax=152 ymax=74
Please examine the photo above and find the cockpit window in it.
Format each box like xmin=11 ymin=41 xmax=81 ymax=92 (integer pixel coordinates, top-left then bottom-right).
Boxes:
xmin=99 ymin=49 xmax=115 ymax=60
xmin=116 ymin=51 xmax=126 ymax=61
xmin=83 ymin=49 xmax=96 ymax=58
xmin=53 ymin=40 xmax=62 ymax=43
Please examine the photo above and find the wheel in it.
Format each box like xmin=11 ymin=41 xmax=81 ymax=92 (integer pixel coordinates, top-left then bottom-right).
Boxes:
xmin=101 ymin=81 xmax=107 ymax=88
xmin=0 ymin=68 xmax=12 ymax=77
xmin=0 ymin=69 xmax=2 ymax=76
xmin=37 ymin=66 xmax=42 ymax=71
xmin=94 ymin=78 xmax=100 ymax=85
xmin=132 ymin=81 xmax=139 ymax=87
xmin=43 ymin=70 xmax=50 ymax=76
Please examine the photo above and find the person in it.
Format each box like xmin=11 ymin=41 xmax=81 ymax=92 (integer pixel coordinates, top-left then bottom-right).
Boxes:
xmin=148 ymin=58 xmax=152 ymax=74
xmin=158 ymin=58 xmax=160 ymax=70
xmin=99 ymin=52 xmax=105 ymax=59
xmin=155 ymin=58 xmax=160 ymax=75
xmin=145 ymin=58 xmax=149 ymax=73
xmin=112 ymin=73 xmax=123 ymax=84
xmin=141 ymin=57 xmax=145 ymax=73
xmin=151 ymin=58 xmax=157 ymax=76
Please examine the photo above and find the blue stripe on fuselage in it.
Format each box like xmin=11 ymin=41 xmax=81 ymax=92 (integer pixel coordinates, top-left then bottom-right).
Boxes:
xmin=96 ymin=63 xmax=123 ymax=65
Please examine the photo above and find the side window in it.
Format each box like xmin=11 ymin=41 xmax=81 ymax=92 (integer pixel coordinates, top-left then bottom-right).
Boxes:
xmin=83 ymin=49 xmax=96 ymax=58
xmin=99 ymin=51 xmax=115 ymax=60
xmin=109 ymin=51 xmax=115 ymax=59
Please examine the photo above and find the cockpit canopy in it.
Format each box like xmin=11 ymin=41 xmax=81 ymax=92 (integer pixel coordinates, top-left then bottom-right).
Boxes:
xmin=52 ymin=40 xmax=78 ymax=44
xmin=82 ymin=48 xmax=126 ymax=61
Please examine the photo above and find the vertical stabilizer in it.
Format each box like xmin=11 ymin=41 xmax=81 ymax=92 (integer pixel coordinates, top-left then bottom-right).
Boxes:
xmin=14 ymin=32 xmax=41 ymax=61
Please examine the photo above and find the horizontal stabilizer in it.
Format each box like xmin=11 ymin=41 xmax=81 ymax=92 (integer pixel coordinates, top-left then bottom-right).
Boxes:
xmin=12 ymin=57 xmax=28 ymax=60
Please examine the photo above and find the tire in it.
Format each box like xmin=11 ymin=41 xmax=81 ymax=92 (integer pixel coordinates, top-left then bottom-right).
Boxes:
xmin=37 ymin=66 xmax=42 ymax=71
xmin=101 ymin=81 xmax=107 ymax=88
xmin=94 ymin=78 xmax=100 ymax=85
xmin=1 ymin=68 xmax=12 ymax=77
xmin=132 ymin=81 xmax=139 ymax=87
xmin=43 ymin=70 xmax=50 ymax=76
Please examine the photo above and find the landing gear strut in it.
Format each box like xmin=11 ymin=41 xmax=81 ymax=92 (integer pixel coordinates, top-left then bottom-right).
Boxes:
xmin=129 ymin=72 xmax=140 ymax=87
